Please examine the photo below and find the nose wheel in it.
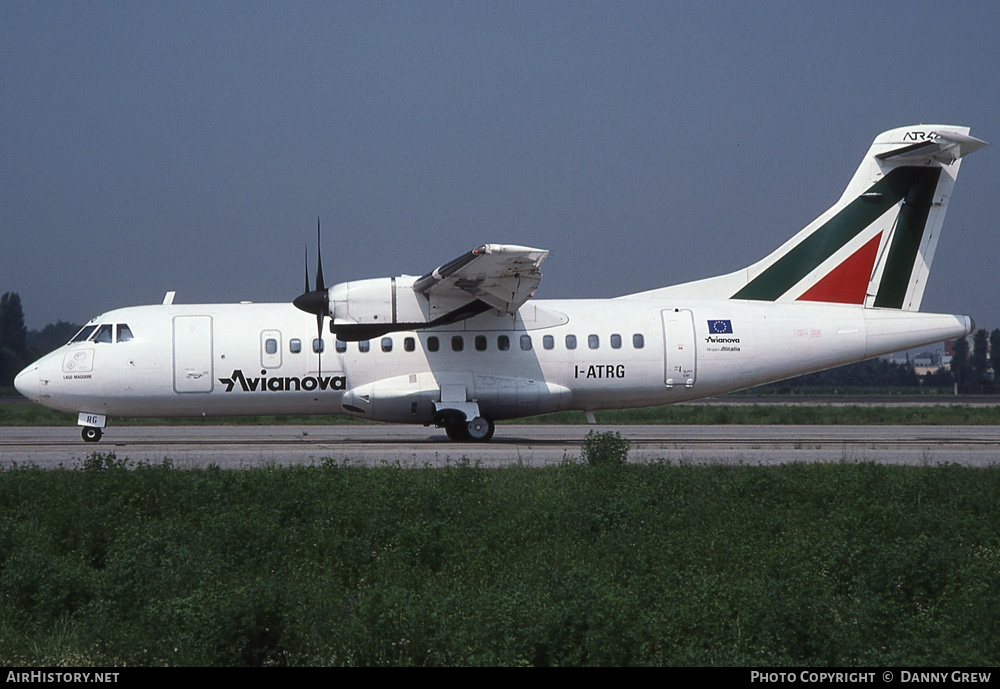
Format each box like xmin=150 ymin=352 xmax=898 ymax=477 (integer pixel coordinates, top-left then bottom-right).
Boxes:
xmin=82 ymin=427 xmax=103 ymax=443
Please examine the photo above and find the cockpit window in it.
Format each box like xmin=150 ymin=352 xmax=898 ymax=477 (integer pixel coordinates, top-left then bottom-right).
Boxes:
xmin=70 ymin=325 xmax=98 ymax=343
xmin=91 ymin=324 xmax=113 ymax=344
xmin=68 ymin=323 xmax=135 ymax=345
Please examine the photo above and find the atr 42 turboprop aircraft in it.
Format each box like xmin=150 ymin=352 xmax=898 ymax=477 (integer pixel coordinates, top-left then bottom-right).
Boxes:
xmin=15 ymin=125 xmax=987 ymax=442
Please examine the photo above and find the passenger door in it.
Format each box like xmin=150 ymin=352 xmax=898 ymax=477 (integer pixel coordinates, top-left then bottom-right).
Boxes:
xmin=661 ymin=309 xmax=696 ymax=388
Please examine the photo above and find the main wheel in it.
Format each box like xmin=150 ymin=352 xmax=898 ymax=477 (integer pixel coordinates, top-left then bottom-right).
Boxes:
xmin=466 ymin=416 xmax=495 ymax=442
xmin=445 ymin=423 xmax=470 ymax=441
xmin=82 ymin=427 xmax=103 ymax=443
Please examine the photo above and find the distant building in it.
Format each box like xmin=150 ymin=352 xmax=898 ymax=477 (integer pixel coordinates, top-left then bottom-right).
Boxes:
xmin=943 ymin=339 xmax=955 ymax=367
xmin=886 ymin=346 xmax=947 ymax=377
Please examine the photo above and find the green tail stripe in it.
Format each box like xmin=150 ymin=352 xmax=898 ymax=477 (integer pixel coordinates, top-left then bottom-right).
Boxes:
xmin=873 ymin=168 xmax=942 ymax=308
xmin=731 ymin=167 xmax=938 ymax=302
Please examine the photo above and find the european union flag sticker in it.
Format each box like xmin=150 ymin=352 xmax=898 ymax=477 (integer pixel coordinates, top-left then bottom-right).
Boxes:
xmin=708 ymin=319 xmax=733 ymax=334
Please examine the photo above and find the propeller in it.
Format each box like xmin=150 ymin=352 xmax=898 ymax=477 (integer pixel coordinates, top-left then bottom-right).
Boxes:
xmin=293 ymin=218 xmax=332 ymax=373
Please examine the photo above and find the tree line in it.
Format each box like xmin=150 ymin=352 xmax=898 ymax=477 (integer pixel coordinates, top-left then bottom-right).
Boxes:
xmin=0 ymin=292 xmax=80 ymax=388
xmin=950 ymin=328 xmax=1000 ymax=394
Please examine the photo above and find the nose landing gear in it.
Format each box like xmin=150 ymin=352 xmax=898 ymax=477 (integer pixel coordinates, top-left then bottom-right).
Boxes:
xmin=82 ymin=427 xmax=103 ymax=443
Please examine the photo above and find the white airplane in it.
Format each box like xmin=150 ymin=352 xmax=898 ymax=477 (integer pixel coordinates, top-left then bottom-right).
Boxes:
xmin=14 ymin=125 xmax=986 ymax=443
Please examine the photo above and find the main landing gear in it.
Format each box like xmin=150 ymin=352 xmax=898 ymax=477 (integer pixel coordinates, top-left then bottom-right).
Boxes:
xmin=443 ymin=416 xmax=496 ymax=442
xmin=82 ymin=427 xmax=103 ymax=443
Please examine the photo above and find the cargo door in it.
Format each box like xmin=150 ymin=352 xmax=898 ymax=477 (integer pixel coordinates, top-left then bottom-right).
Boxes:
xmin=173 ymin=315 xmax=214 ymax=393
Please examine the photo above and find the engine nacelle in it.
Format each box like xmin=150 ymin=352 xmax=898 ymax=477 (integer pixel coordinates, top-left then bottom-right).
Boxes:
xmin=329 ymin=276 xmax=426 ymax=327
xmin=327 ymin=275 xmax=491 ymax=340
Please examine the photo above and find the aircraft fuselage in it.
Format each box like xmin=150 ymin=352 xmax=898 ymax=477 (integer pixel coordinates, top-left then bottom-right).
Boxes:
xmin=15 ymin=297 xmax=971 ymax=425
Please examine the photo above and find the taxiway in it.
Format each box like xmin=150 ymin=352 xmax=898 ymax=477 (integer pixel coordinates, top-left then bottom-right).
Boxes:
xmin=2 ymin=424 xmax=999 ymax=468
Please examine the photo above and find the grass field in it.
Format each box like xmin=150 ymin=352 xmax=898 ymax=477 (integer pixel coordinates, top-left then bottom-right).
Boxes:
xmin=1 ymin=458 xmax=998 ymax=666
xmin=3 ymin=393 xmax=997 ymax=665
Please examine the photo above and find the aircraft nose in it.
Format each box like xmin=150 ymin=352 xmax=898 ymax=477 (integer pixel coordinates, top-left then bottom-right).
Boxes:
xmin=13 ymin=364 xmax=39 ymax=402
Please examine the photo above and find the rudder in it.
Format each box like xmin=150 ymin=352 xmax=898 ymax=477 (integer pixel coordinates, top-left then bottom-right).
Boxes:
xmin=628 ymin=125 xmax=986 ymax=311
xmin=735 ymin=125 xmax=985 ymax=310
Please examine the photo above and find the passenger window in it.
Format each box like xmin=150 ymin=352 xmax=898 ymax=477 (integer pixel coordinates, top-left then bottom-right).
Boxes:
xmin=451 ymin=336 xmax=464 ymax=352
xmin=266 ymin=338 xmax=278 ymax=355
xmin=475 ymin=335 xmax=487 ymax=351
xmin=381 ymin=337 xmax=393 ymax=353
xmin=520 ymin=335 xmax=532 ymax=351
xmin=543 ymin=334 xmax=554 ymax=349
xmin=117 ymin=324 xmax=134 ymax=343
xmin=633 ymin=333 xmax=644 ymax=349
xmin=497 ymin=335 xmax=510 ymax=351
xmin=92 ymin=324 xmax=113 ymax=344
xmin=358 ymin=340 xmax=370 ymax=353
xmin=588 ymin=334 xmax=599 ymax=350
xmin=312 ymin=338 xmax=324 ymax=353
xmin=335 ymin=340 xmax=347 ymax=353
xmin=427 ymin=336 xmax=439 ymax=352
xmin=565 ymin=334 xmax=577 ymax=350
xmin=611 ymin=334 xmax=622 ymax=349
xmin=290 ymin=339 xmax=302 ymax=353
xmin=404 ymin=337 xmax=415 ymax=352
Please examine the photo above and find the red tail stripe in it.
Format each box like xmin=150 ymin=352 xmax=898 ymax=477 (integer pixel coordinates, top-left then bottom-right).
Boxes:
xmin=796 ymin=232 xmax=883 ymax=305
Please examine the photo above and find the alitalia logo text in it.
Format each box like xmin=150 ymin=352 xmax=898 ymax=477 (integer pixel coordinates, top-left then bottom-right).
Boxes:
xmin=219 ymin=369 xmax=346 ymax=392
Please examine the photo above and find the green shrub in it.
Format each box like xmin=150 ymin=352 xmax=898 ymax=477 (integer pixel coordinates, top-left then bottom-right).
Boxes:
xmin=581 ymin=430 xmax=630 ymax=465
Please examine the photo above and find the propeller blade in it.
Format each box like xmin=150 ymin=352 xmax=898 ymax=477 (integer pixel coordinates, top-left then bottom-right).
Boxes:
xmin=304 ymin=246 xmax=310 ymax=294
xmin=316 ymin=313 xmax=323 ymax=377
xmin=293 ymin=219 xmax=331 ymax=319
xmin=291 ymin=218 xmax=332 ymax=376
xmin=315 ymin=217 xmax=325 ymax=292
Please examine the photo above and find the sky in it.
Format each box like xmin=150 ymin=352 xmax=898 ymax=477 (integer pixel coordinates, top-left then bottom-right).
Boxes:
xmin=3 ymin=1 xmax=998 ymax=331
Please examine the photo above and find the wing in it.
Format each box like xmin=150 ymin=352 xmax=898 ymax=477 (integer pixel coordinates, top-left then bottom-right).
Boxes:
xmin=412 ymin=244 xmax=549 ymax=314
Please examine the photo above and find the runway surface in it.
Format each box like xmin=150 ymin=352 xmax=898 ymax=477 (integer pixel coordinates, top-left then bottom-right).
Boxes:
xmin=3 ymin=424 xmax=1000 ymax=468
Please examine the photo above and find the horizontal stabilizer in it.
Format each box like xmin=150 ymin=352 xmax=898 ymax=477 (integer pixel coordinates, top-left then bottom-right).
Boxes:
xmin=876 ymin=130 xmax=987 ymax=165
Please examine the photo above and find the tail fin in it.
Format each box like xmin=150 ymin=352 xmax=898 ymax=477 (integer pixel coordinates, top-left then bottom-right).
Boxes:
xmin=635 ymin=125 xmax=986 ymax=310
